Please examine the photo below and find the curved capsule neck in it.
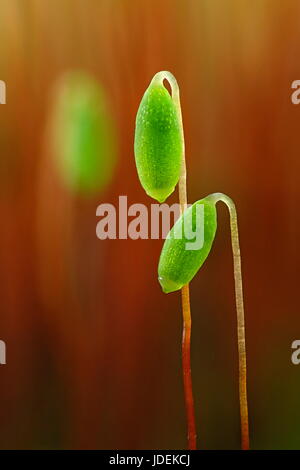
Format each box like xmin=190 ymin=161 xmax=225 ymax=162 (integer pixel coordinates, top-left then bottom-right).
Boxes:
xmin=204 ymin=192 xmax=235 ymax=212
xmin=150 ymin=71 xmax=180 ymax=104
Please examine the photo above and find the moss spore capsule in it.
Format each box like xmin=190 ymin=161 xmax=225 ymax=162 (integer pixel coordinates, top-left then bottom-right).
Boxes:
xmin=158 ymin=197 xmax=217 ymax=293
xmin=134 ymin=74 xmax=183 ymax=203
xmin=50 ymin=71 xmax=117 ymax=195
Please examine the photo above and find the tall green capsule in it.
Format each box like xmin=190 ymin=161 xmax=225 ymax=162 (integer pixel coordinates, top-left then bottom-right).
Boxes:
xmin=50 ymin=71 xmax=117 ymax=196
xmin=158 ymin=198 xmax=217 ymax=293
xmin=134 ymin=74 xmax=183 ymax=203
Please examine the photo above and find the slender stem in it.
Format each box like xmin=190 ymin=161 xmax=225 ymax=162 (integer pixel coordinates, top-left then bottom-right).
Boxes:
xmin=181 ymin=284 xmax=197 ymax=450
xmin=207 ymin=193 xmax=250 ymax=450
xmin=153 ymin=71 xmax=197 ymax=450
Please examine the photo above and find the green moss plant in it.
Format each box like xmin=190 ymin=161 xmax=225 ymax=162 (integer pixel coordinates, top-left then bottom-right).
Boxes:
xmin=134 ymin=71 xmax=249 ymax=450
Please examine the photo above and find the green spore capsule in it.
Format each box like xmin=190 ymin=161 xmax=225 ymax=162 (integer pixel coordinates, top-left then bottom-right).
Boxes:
xmin=134 ymin=73 xmax=183 ymax=203
xmin=158 ymin=197 xmax=217 ymax=293
xmin=50 ymin=71 xmax=117 ymax=196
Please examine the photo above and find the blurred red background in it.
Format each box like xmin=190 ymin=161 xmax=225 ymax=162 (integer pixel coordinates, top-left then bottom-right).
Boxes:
xmin=0 ymin=0 xmax=300 ymax=449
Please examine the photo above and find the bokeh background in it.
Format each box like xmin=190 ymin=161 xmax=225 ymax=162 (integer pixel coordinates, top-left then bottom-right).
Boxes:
xmin=0 ymin=0 xmax=300 ymax=450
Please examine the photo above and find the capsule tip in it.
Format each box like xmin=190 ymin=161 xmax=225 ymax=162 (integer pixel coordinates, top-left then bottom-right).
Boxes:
xmin=158 ymin=276 xmax=181 ymax=294
xmin=146 ymin=186 xmax=175 ymax=204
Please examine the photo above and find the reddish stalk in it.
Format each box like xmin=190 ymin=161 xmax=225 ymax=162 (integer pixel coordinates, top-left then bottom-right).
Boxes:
xmin=152 ymin=71 xmax=197 ymax=450
xmin=181 ymin=284 xmax=197 ymax=450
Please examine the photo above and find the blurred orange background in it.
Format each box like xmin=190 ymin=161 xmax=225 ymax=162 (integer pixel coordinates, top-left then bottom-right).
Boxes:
xmin=0 ymin=0 xmax=300 ymax=449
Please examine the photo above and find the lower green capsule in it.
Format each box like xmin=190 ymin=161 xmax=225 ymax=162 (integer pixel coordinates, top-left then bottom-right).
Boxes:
xmin=158 ymin=198 xmax=217 ymax=293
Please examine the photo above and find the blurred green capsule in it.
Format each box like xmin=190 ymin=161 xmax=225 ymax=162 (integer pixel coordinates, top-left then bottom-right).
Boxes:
xmin=50 ymin=71 xmax=117 ymax=196
xmin=158 ymin=198 xmax=217 ymax=293
xmin=134 ymin=74 xmax=183 ymax=203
